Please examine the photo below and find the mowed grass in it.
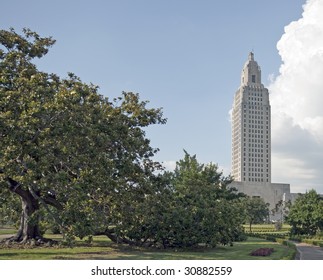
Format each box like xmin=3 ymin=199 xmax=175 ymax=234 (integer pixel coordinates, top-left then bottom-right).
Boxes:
xmin=0 ymin=228 xmax=294 ymax=260
xmin=0 ymin=228 xmax=16 ymax=235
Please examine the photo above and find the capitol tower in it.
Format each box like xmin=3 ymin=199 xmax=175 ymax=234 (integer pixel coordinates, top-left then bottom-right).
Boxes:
xmin=231 ymin=52 xmax=271 ymax=183
xmin=229 ymin=52 xmax=294 ymax=218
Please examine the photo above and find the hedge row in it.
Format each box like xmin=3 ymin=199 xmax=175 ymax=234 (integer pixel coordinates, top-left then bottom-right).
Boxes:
xmin=288 ymin=234 xmax=323 ymax=247
xmin=301 ymin=239 xmax=323 ymax=247
xmin=248 ymin=232 xmax=323 ymax=245
xmin=244 ymin=230 xmax=290 ymax=234
xmin=247 ymin=232 xmax=289 ymax=239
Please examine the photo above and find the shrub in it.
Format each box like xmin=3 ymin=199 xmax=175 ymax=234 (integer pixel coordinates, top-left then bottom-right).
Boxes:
xmin=250 ymin=248 xmax=274 ymax=256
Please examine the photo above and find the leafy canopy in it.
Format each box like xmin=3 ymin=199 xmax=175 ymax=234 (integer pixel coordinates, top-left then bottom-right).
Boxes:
xmin=286 ymin=189 xmax=323 ymax=236
xmin=0 ymin=28 xmax=166 ymax=241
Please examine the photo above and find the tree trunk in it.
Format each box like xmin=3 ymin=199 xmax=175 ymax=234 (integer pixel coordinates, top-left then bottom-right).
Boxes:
xmin=13 ymin=194 xmax=41 ymax=243
xmin=3 ymin=177 xmax=59 ymax=246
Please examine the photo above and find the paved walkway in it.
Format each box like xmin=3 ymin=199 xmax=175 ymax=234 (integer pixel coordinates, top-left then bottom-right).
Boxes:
xmin=294 ymin=242 xmax=323 ymax=260
xmin=0 ymin=234 xmax=14 ymax=241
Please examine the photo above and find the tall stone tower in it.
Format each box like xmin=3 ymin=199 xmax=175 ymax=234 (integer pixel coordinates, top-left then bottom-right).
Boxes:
xmin=231 ymin=52 xmax=271 ymax=183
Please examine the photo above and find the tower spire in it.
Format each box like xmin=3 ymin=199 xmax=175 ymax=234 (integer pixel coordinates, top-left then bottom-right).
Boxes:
xmin=241 ymin=52 xmax=261 ymax=85
xmin=248 ymin=51 xmax=254 ymax=61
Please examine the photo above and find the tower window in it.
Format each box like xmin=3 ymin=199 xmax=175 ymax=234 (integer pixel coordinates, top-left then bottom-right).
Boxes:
xmin=252 ymin=75 xmax=256 ymax=83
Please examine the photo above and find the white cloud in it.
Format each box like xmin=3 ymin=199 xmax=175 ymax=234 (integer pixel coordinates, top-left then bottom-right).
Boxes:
xmin=228 ymin=108 xmax=233 ymax=123
xmin=269 ymin=0 xmax=323 ymax=193
xmin=162 ymin=160 xmax=177 ymax=171
xmin=217 ymin=164 xmax=231 ymax=177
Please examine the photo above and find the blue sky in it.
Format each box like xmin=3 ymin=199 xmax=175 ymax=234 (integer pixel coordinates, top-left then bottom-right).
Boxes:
xmin=3 ymin=0 xmax=321 ymax=193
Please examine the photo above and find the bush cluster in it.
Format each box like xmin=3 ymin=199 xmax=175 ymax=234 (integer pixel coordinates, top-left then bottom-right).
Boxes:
xmin=250 ymin=248 xmax=274 ymax=256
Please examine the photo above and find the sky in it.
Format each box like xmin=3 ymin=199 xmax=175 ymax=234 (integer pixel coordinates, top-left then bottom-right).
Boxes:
xmin=1 ymin=0 xmax=322 ymax=193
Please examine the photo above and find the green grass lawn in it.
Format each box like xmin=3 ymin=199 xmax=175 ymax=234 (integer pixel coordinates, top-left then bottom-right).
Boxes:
xmin=0 ymin=227 xmax=16 ymax=235
xmin=0 ymin=229 xmax=294 ymax=260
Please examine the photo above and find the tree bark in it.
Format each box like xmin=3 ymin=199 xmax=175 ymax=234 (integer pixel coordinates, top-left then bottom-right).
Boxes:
xmin=13 ymin=194 xmax=41 ymax=242
xmin=3 ymin=177 xmax=57 ymax=245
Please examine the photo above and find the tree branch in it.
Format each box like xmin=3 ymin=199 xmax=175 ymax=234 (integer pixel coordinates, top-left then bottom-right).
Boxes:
xmin=28 ymin=185 xmax=65 ymax=235
xmin=5 ymin=177 xmax=30 ymax=200
xmin=43 ymin=195 xmax=63 ymax=210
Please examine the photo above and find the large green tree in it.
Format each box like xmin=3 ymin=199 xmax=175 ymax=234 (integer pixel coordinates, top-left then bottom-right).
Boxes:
xmin=146 ymin=152 xmax=246 ymax=248
xmin=286 ymin=189 xmax=323 ymax=236
xmin=165 ymin=152 xmax=246 ymax=247
xmin=0 ymin=28 xmax=165 ymax=244
xmin=242 ymin=196 xmax=269 ymax=232
xmin=101 ymin=151 xmax=247 ymax=248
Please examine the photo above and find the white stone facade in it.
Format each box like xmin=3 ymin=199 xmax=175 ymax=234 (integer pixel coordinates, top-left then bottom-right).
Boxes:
xmin=231 ymin=52 xmax=271 ymax=183
xmin=229 ymin=181 xmax=300 ymax=221
xmin=230 ymin=53 xmax=292 ymax=218
xmin=230 ymin=181 xmax=290 ymax=209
